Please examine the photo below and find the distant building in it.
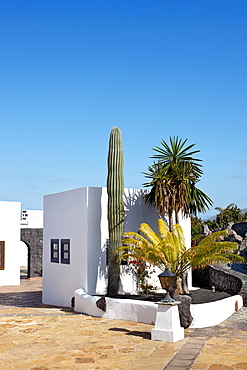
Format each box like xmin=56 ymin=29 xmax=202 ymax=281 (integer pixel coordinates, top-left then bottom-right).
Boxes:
xmin=20 ymin=210 xmax=43 ymax=278
xmin=21 ymin=210 xmax=43 ymax=228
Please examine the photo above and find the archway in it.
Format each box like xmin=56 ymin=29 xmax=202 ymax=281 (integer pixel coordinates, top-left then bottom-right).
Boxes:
xmin=19 ymin=240 xmax=30 ymax=278
xmin=20 ymin=229 xmax=43 ymax=278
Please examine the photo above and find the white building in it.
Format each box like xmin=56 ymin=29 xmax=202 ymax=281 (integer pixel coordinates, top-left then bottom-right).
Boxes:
xmin=19 ymin=209 xmax=43 ymax=270
xmin=21 ymin=209 xmax=43 ymax=228
xmin=0 ymin=201 xmax=21 ymax=286
xmin=42 ymin=187 xmax=191 ymax=308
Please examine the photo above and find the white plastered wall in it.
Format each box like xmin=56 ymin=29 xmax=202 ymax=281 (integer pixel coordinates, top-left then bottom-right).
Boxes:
xmin=0 ymin=201 xmax=21 ymax=286
xmin=178 ymin=213 xmax=193 ymax=289
xmin=42 ymin=187 xmax=191 ymax=307
xmin=42 ymin=188 xmax=88 ymax=307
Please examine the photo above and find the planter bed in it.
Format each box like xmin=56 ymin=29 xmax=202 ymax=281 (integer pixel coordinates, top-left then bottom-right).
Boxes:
xmin=73 ymin=288 xmax=243 ymax=329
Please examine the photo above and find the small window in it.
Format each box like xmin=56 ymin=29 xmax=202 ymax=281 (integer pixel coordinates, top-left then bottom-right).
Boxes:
xmin=61 ymin=239 xmax=70 ymax=264
xmin=0 ymin=241 xmax=5 ymax=270
xmin=51 ymin=239 xmax=59 ymax=263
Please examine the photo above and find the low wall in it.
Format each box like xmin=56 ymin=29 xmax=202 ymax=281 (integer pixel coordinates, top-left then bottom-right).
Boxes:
xmin=73 ymin=288 xmax=243 ymax=329
xmin=192 ymin=265 xmax=247 ymax=306
xmin=190 ymin=295 xmax=243 ymax=328
xmin=74 ymin=289 xmax=157 ymax=325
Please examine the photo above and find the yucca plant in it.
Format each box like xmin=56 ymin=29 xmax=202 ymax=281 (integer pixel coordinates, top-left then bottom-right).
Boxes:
xmin=118 ymin=219 xmax=244 ymax=295
xmin=143 ymin=137 xmax=213 ymax=229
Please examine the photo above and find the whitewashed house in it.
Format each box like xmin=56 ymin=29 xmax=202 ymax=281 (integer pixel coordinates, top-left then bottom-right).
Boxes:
xmin=0 ymin=201 xmax=21 ymax=286
xmin=21 ymin=209 xmax=43 ymax=228
xmin=42 ymin=187 xmax=191 ymax=307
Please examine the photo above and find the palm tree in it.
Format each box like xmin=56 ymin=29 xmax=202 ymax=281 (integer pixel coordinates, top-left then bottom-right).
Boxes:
xmin=143 ymin=137 xmax=213 ymax=229
xmin=118 ymin=219 xmax=243 ymax=295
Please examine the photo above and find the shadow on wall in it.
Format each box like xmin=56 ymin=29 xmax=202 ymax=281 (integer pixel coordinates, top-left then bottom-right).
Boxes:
xmin=95 ymin=189 xmax=158 ymax=294
xmin=87 ymin=188 xmax=106 ymax=294
xmin=124 ymin=189 xmax=160 ymax=233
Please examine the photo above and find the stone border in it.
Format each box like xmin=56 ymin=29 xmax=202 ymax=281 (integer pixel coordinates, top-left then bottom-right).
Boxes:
xmin=163 ymin=337 xmax=206 ymax=369
xmin=192 ymin=265 xmax=247 ymax=306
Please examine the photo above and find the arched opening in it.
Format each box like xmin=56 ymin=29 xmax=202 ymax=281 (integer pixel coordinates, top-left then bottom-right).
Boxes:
xmin=19 ymin=241 xmax=30 ymax=279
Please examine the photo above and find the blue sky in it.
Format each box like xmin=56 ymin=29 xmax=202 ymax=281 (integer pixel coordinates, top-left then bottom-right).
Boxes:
xmin=1 ymin=0 xmax=247 ymax=219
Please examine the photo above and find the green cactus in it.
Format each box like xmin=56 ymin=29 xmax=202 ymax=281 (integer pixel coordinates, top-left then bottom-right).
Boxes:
xmin=107 ymin=127 xmax=124 ymax=296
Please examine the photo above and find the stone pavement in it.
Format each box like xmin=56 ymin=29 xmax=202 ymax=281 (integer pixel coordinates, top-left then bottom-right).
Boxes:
xmin=0 ymin=279 xmax=247 ymax=369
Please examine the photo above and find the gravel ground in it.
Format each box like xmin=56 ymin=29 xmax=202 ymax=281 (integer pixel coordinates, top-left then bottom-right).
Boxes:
xmin=108 ymin=288 xmax=233 ymax=304
xmin=188 ymin=288 xmax=232 ymax=304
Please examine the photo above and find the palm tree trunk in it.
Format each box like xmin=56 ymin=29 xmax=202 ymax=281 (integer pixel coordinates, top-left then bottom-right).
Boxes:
xmin=170 ymin=276 xmax=183 ymax=298
xmin=182 ymin=272 xmax=190 ymax=294
xmin=168 ymin=210 xmax=173 ymax=231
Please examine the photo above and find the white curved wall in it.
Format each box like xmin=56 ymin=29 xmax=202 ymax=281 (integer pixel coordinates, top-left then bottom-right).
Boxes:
xmin=190 ymin=295 xmax=243 ymax=328
xmin=74 ymin=289 xmax=243 ymax=329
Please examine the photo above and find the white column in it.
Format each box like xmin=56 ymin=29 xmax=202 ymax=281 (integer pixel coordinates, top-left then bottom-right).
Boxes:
xmin=151 ymin=301 xmax=184 ymax=342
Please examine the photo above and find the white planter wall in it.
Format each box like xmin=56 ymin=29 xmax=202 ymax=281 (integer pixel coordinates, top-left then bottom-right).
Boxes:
xmin=42 ymin=187 xmax=191 ymax=307
xmin=0 ymin=201 xmax=21 ymax=286
xmin=74 ymin=289 xmax=243 ymax=329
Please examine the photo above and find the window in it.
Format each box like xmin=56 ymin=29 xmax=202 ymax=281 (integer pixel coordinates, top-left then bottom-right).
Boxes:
xmin=51 ymin=239 xmax=59 ymax=263
xmin=0 ymin=241 xmax=5 ymax=270
xmin=61 ymin=239 xmax=70 ymax=264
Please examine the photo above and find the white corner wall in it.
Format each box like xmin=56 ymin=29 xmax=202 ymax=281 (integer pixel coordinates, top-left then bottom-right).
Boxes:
xmin=42 ymin=187 xmax=89 ymax=307
xmin=0 ymin=201 xmax=21 ymax=286
xmin=42 ymin=187 xmax=191 ymax=308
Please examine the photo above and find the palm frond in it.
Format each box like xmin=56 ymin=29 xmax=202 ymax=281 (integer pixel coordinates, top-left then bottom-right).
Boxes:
xmin=139 ymin=223 xmax=160 ymax=245
xmin=198 ymin=229 xmax=228 ymax=245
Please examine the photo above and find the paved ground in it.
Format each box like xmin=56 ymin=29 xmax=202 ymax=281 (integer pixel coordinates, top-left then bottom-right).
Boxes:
xmin=0 ymin=279 xmax=247 ymax=370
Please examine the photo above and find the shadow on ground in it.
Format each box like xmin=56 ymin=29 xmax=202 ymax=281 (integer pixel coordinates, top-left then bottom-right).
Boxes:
xmin=108 ymin=327 xmax=151 ymax=339
xmin=0 ymin=291 xmax=74 ymax=314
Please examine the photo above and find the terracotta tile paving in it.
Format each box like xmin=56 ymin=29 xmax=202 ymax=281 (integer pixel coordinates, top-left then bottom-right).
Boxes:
xmin=0 ymin=279 xmax=247 ymax=369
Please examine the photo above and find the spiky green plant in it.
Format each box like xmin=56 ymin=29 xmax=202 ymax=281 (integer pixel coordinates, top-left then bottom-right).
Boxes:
xmin=118 ymin=219 xmax=244 ymax=294
xmin=143 ymin=137 xmax=213 ymax=229
xmin=107 ymin=127 xmax=124 ymax=296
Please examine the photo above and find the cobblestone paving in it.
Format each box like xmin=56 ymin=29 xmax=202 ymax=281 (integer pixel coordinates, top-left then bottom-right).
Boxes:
xmin=0 ymin=279 xmax=247 ymax=369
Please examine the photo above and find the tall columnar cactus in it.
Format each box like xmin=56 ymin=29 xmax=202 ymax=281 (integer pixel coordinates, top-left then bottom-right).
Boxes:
xmin=107 ymin=127 xmax=124 ymax=296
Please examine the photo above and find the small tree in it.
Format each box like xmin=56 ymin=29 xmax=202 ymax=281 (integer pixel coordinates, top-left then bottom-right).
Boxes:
xmin=143 ymin=137 xmax=213 ymax=230
xmin=191 ymin=216 xmax=203 ymax=238
xmin=212 ymin=204 xmax=247 ymax=229
xmin=143 ymin=137 xmax=213 ymax=292
xmin=118 ymin=219 xmax=244 ymax=296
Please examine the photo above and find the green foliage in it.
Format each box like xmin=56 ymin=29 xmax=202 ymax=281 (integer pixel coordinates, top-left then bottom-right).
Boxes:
xmin=191 ymin=216 xmax=203 ymax=238
xmin=203 ymin=219 xmax=215 ymax=230
xmin=211 ymin=204 xmax=247 ymax=229
xmin=118 ymin=219 xmax=244 ymax=293
xmin=120 ymin=220 xmax=187 ymax=278
xmin=192 ymin=234 xmax=205 ymax=246
xmin=107 ymin=127 xmax=124 ymax=296
xmin=191 ymin=230 xmax=244 ymax=268
xmin=143 ymin=137 xmax=213 ymax=229
xmin=129 ymin=260 xmax=157 ymax=294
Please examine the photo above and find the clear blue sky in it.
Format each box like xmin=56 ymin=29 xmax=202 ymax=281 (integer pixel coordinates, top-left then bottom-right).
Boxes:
xmin=1 ymin=0 xmax=247 ymax=219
